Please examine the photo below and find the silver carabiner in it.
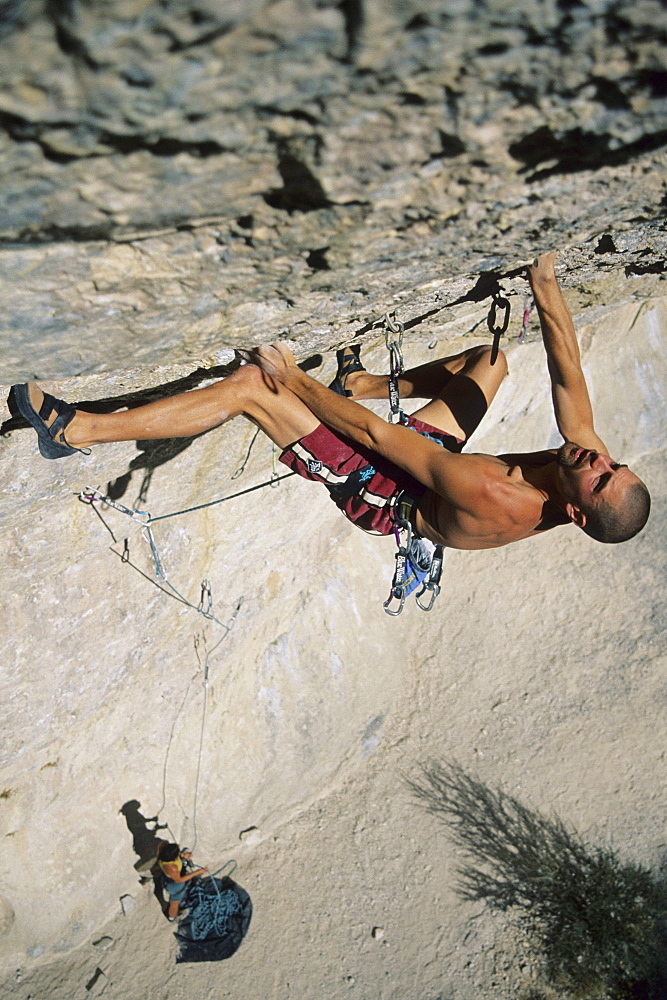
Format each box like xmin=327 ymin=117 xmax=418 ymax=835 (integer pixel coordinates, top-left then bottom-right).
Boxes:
xmin=384 ymin=313 xmax=404 ymax=375
xmin=415 ymin=544 xmax=444 ymax=612
xmin=415 ymin=582 xmax=440 ymax=612
xmin=383 ymin=586 xmax=407 ymax=616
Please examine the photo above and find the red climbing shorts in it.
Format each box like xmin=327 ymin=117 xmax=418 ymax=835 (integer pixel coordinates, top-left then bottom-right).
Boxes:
xmin=280 ymin=415 xmax=464 ymax=536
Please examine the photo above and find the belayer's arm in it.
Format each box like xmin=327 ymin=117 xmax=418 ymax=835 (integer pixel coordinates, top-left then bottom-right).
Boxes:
xmin=528 ymin=253 xmax=608 ymax=453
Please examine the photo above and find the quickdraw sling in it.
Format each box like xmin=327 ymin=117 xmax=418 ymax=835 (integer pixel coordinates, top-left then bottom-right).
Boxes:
xmin=383 ymin=491 xmax=444 ymax=616
xmin=382 ymin=314 xmax=445 ymax=617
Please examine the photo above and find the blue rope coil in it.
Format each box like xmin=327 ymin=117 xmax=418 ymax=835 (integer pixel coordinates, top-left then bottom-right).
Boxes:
xmin=187 ymin=880 xmax=242 ymax=941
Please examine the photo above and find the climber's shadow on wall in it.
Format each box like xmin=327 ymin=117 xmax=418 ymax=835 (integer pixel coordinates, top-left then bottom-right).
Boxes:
xmin=120 ymin=798 xmax=168 ymax=869
xmin=119 ymin=798 xmax=170 ymax=909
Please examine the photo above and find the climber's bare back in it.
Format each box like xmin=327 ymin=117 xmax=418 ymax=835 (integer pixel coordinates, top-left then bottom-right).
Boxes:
xmin=415 ymin=450 xmax=560 ymax=550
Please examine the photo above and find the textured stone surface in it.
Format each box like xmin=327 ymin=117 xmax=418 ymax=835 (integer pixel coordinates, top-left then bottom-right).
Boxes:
xmin=0 ymin=1 xmax=665 ymax=997
xmin=0 ymin=301 xmax=664 ymax=999
xmin=0 ymin=0 xmax=665 ymax=379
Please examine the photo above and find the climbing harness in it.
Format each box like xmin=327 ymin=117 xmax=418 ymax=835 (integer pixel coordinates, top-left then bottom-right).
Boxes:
xmin=487 ymin=288 xmax=511 ymax=365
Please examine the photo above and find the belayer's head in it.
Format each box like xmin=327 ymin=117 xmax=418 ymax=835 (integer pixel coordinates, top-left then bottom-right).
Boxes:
xmin=158 ymin=842 xmax=181 ymax=862
xmin=556 ymin=442 xmax=650 ymax=543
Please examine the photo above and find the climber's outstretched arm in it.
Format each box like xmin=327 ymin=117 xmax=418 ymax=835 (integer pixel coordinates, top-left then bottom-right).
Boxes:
xmin=527 ymin=253 xmax=608 ymax=453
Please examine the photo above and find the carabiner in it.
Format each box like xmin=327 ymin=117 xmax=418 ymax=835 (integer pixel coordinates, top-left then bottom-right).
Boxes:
xmin=384 ymin=312 xmax=404 ymax=375
xmin=415 ymin=582 xmax=440 ymax=612
xmin=383 ymin=585 xmax=407 ymax=616
xmin=383 ymin=530 xmax=410 ymax=616
xmin=415 ymin=544 xmax=444 ymax=612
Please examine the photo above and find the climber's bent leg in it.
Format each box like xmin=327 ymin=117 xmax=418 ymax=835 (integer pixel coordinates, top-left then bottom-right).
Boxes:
xmin=343 ymin=343 xmax=507 ymax=443
xmin=411 ymin=344 xmax=508 ymax=442
xmin=343 ymin=344 xmax=495 ymax=402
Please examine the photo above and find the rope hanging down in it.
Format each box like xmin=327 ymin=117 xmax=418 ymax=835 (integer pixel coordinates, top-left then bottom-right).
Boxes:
xmin=153 ymin=615 xmax=239 ymax=851
xmin=80 ymin=487 xmax=243 ymax=629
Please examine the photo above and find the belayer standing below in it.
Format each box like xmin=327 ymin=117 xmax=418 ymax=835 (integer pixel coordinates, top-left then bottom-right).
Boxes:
xmin=156 ymin=841 xmax=209 ymax=921
xmin=10 ymin=253 xmax=650 ymax=551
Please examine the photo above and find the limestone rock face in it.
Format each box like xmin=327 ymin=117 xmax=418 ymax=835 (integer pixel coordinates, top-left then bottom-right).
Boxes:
xmin=0 ymin=0 xmax=665 ymax=378
xmin=0 ymin=1 xmax=665 ymax=996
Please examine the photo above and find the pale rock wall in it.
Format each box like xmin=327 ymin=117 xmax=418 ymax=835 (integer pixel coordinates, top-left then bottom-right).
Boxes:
xmin=0 ymin=0 xmax=665 ymax=993
xmin=0 ymin=298 xmax=664 ymax=973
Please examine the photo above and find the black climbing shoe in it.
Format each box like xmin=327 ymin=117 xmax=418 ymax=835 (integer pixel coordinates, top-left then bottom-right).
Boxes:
xmin=10 ymin=383 xmax=86 ymax=459
xmin=328 ymin=345 xmax=367 ymax=397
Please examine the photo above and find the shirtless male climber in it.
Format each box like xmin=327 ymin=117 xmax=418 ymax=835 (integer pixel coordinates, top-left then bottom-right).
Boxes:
xmin=10 ymin=253 xmax=650 ymax=551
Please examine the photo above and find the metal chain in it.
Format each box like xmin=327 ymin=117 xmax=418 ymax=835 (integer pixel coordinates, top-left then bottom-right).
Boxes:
xmin=487 ymin=290 xmax=511 ymax=365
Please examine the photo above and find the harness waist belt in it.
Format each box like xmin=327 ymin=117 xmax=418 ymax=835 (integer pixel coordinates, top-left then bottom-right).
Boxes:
xmin=327 ymin=463 xmax=377 ymax=503
xmin=393 ymin=490 xmax=421 ymax=531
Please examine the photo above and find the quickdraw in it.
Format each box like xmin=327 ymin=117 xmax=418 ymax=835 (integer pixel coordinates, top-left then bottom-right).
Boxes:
xmin=384 ymin=312 xmax=405 ymax=423
xmin=383 ymin=492 xmax=445 ymax=618
xmin=415 ymin=542 xmax=444 ymax=612
xmin=381 ymin=320 xmax=448 ymax=616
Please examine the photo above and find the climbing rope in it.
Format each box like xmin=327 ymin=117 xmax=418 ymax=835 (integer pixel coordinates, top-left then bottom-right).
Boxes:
xmin=79 ymin=487 xmax=235 ymax=629
xmin=190 ymin=630 xmax=218 ymax=852
xmin=231 ymin=426 xmax=260 ymax=480
xmin=186 ymin=870 xmax=242 ymax=941
xmin=153 ymin=608 xmax=240 ymax=847
xmin=153 ymin=664 xmax=199 ymax=844
xmin=79 ymin=461 xmax=296 ymax=626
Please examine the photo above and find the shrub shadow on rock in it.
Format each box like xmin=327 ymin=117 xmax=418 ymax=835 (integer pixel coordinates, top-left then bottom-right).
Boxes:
xmin=408 ymin=761 xmax=667 ymax=1000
